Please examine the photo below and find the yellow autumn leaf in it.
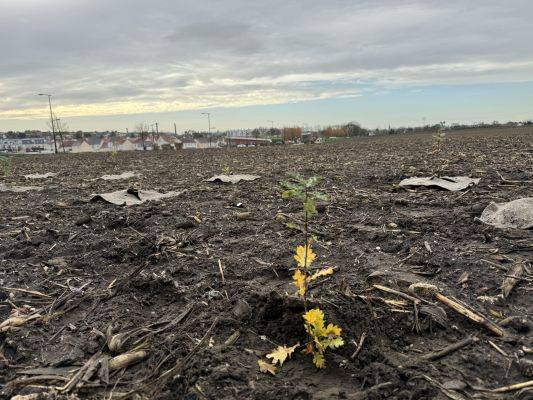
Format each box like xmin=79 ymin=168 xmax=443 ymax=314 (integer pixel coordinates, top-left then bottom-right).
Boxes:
xmin=304 ymin=308 xmax=324 ymax=338
xmin=303 ymin=308 xmax=325 ymax=331
xmin=324 ymin=323 xmax=342 ymax=337
xmin=308 ymin=267 xmax=334 ymax=282
xmin=294 ymin=244 xmax=316 ymax=268
xmin=266 ymin=344 xmax=298 ymax=366
xmin=293 ymin=269 xmax=306 ymax=297
xmin=313 ymin=352 xmax=325 ymax=368
xmin=257 ymin=359 xmax=277 ymax=375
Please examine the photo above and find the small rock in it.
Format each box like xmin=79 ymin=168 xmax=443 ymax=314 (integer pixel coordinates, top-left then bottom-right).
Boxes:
xmin=75 ymin=215 xmax=92 ymax=226
xmin=45 ymin=257 xmax=67 ymax=268
xmin=176 ymin=219 xmax=196 ymax=229
xmin=232 ymin=299 xmax=252 ymax=320
xmin=471 ymin=202 xmax=488 ymax=214
xmin=235 ymin=212 xmax=252 ymax=221
xmin=442 ymin=379 xmax=467 ymax=390
xmin=46 ymin=344 xmax=84 ymax=367
xmin=205 ymin=290 xmax=223 ymax=300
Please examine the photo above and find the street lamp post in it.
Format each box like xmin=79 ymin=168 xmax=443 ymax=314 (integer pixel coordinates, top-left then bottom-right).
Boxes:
xmin=38 ymin=93 xmax=58 ymax=154
xmin=201 ymin=112 xmax=211 ymax=147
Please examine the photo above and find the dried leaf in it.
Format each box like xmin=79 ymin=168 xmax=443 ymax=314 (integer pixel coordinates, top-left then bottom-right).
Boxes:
xmin=257 ymin=359 xmax=277 ymax=375
xmin=293 ymin=269 xmax=306 ymax=297
xmin=266 ymin=344 xmax=298 ymax=366
xmin=294 ymin=244 xmax=316 ymax=268
xmin=308 ymin=267 xmax=334 ymax=282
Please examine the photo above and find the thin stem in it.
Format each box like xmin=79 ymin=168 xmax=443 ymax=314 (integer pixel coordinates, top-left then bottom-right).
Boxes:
xmin=303 ymin=186 xmax=309 ymax=312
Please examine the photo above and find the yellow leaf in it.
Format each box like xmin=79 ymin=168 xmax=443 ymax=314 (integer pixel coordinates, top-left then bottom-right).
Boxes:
xmin=324 ymin=323 xmax=342 ymax=337
xmin=303 ymin=308 xmax=325 ymax=331
xmin=308 ymin=267 xmax=334 ymax=282
xmin=304 ymin=308 xmax=324 ymax=337
xmin=266 ymin=344 xmax=298 ymax=366
xmin=293 ymin=269 xmax=306 ymax=297
xmin=313 ymin=352 xmax=325 ymax=368
xmin=257 ymin=359 xmax=277 ymax=375
xmin=294 ymin=244 xmax=316 ymax=268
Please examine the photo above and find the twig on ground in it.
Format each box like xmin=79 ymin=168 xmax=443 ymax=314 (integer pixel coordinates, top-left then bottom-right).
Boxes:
xmin=409 ymin=283 xmax=505 ymax=337
xmin=350 ymin=332 xmax=367 ymax=360
xmin=421 ymin=336 xmax=478 ymax=361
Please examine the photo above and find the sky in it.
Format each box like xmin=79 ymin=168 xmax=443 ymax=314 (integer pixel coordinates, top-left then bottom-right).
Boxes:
xmin=1 ymin=0 xmax=532 ymax=132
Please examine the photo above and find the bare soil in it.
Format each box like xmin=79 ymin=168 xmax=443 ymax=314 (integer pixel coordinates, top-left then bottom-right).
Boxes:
xmin=0 ymin=127 xmax=532 ymax=399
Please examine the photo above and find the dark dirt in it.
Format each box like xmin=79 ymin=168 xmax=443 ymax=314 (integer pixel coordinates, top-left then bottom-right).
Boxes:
xmin=0 ymin=127 xmax=532 ymax=399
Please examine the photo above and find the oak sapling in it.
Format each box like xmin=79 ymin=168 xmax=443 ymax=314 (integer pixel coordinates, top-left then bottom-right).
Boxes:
xmin=431 ymin=122 xmax=447 ymax=155
xmin=0 ymin=155 xmax=11 ymax=177
xmin=430 ymin=122 xmax=448 ymax=177
xmin=273 ymin=174 xmax=343 ymax=369
xmin=257 ymin=174 xmax=342 ymax=372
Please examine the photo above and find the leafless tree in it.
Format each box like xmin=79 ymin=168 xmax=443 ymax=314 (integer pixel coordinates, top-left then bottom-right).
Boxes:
xmin=135 ymin=122 xmax=150 ymax=150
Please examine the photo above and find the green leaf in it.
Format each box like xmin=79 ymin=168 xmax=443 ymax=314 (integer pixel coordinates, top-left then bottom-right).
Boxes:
xmin=305 ymin=176 xmax=321 ymax=188
xmin=282 ymin=190 xmax=295 ymax=199
xmin=303 ymin=197 xmax=317 ymax=216
xmin=322 ymin=337 xmax=344 ymax=349
xmin=313 ymin=192 xmax=329 ymax=201
xmin=285 ymin=222 xmax=305 ymax=233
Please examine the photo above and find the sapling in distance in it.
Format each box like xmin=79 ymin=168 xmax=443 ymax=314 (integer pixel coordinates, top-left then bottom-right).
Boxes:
xmin=0 ymin=155 xmax=11 ymax=178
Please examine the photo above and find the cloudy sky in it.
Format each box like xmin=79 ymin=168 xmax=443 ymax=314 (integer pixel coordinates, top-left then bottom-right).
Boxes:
xmin=1 ymin=0 xmax=532 ymax=132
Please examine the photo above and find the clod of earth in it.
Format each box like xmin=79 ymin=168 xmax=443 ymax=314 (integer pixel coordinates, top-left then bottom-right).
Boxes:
xmin=479 ymin=198 xmax=533 ymax=229
xmin=23 ymin=172 xmax=58 ymax=179
xmin=97 ymin=171 xmax=138 ymax=180
xmin=399 ymin=176 xmax=480 ymax=191
xmin=206 ymin=174 xmax=260 ymax=184
xmin=90 ymin=187 xmax=185 ymax=206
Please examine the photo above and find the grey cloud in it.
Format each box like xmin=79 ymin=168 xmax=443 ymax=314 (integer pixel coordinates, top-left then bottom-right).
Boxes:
xmin=0 ymin=0 xmax=532 ymax=118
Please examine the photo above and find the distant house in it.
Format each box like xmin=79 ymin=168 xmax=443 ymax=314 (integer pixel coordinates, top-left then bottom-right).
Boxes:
xmin=116 ymin=138 xmax=136 ymax=151
xmin=99 ymin=137 xmax=114 ymax=152
xmin=71 ymin=139 xmax=94 ymax=153
xmin=301 ymin=132 xmax=318 ymax=144
xmin=131 ymin=136 xmax=152 ymax=151
xmin=182 ymin=137 xmax=197 ymax=150
xmin=226 ymin=136 xmax=271 ymax=147
xmin=86 ymin=136 xmax=102 ymax=151
xmin=58 ymin=139 xmax=76 ymax=152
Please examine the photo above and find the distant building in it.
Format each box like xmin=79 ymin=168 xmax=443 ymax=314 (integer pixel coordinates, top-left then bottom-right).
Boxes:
xmin=196 ymin=137 xmax=222 ymax=149
xmin=0 ymin=137 xmax=54 ymax=153
xmin=116 ymin=138 xmax=136 ymax=152
xmin=71 ymin=139 xmax=93 ymax=153
xmin=226 ymin=136 xmax=271 ymax=147
xmin=182 ymin=137 xmax=197 ymax=150
xmin=154 ymin=134 xmax=181 ymax=150
xmin=99 ymin=137 xmax=114 ymax=152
